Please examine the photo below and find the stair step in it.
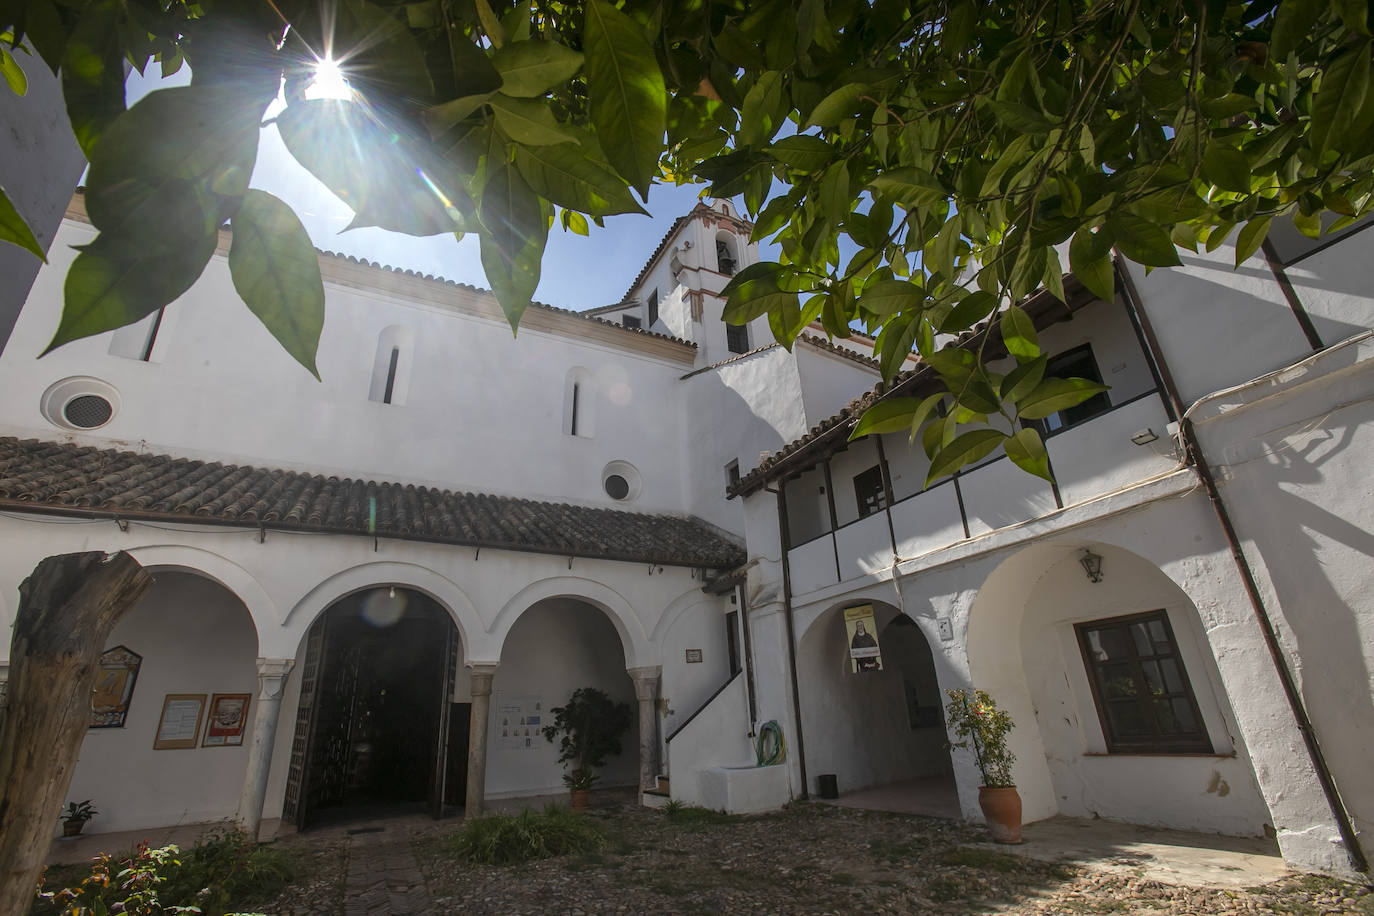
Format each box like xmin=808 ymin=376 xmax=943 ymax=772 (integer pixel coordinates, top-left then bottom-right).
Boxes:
xmin=641 ymin=790 xmax=671 ymax=809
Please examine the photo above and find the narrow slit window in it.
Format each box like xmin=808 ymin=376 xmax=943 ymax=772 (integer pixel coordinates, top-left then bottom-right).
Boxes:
xmin=382 ymin=347 xmax=400 ymax=405
xmin=570 ymin=383 xmax=580 ymax=436
xmin=370 ymin=328 xmax=413 ymax=405
xmin=647 ymin=289 xmax=659 ymax=326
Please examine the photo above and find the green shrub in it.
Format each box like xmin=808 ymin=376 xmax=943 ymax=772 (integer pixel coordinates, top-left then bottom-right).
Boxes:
xmin=452 ymin=804 xmax=606 ymax=865
xmin=158 ymin=828 xmax=293 ymax=915
xmin=662 ymin=804 xmax=735 ymax=827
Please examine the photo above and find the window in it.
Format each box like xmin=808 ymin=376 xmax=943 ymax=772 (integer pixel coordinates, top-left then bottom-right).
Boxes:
xmin=565 ymin=368 xmax=594 ymax=437
xmin=853 ymin=465 xmax=886 ymax=519
xmin=725 ymin=459 xmax=741 ymax=490
xmin=1029 ymin=344 xmax=1111 ymax=435
xmin=1076 ymin=611 xmax=1212 ymax=754
xmin=726 ymin=611 xmax=742 ymax=676
xmin=369 ymin=326 xmax=414 ymax=405
xmin=716 ymin=236 xmax=737 ymax=276
xmin=108 ymin=308 xmax=165 ymax=361
xmin=569 ymin=383 xmax=581 ymax=436
xmin=381 ymin=347 xmax=400 ymax=405
xmin=646 ymin=289 xmax=659 ymax=326
xmin=726 ymin=323 xmax=750 ymax=354
xmin=622 ymin=314 xmax=641 ymax=329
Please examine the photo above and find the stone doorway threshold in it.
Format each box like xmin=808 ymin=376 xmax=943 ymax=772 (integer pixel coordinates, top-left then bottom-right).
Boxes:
xmin=973 ymin=815 xmax=1288 ymax=888
xmin=819 ymin=774 xmax=962 ymax=819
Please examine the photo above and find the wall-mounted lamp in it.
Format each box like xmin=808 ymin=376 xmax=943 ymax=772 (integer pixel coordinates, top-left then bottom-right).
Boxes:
xmin=1080 ymin=549 xmax=1104 ymax=583
xmin=389 ymin=585 xmax=397 ymax=599
xmin=1130 ymin=428 xmax=1159 ymax=446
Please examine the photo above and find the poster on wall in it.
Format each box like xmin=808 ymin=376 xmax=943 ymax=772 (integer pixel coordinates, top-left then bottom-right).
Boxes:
xmin=495 ymin=695 xmax=543 ymax=750
xmin=202 ymin=693 xmax=251 ymax=747
xmin=153 ymin=694 xmax=206 ymax=750
xmin=90 ymin=645 xmax=142 ymax=728
xmin=844 ymin=605 xmax=884 ymax=673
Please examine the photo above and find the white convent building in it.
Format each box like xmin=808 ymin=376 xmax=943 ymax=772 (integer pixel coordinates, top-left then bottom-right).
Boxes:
xmin=1 ymin=191 xmax=1371 ymax=877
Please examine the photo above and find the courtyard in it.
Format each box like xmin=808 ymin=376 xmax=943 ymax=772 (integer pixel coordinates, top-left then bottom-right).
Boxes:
xmin=40 ymin=801 xmax=1374 ymax=915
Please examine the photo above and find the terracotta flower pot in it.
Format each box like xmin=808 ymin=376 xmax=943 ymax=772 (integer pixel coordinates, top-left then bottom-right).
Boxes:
xmin=978 ymin=786 xmax=1022 ymax=844
xmin=62 ymin=821 xmax=85 ymax=838
xmin=570 ymin=789 xmax=590 ymax=811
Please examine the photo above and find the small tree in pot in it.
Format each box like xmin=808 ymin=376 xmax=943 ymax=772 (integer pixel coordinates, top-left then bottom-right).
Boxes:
xmin=541 ymin=688 xmax=632 ymax=811
xmin=59 ymin=800 xmax=97 ymax=838
xmin=946 ymin=688 xmax=1020 ymax=843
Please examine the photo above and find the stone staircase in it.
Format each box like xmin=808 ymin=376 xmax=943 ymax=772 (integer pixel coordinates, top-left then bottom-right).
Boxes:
xmin=642 ymin=775 xmax=671 ymax=808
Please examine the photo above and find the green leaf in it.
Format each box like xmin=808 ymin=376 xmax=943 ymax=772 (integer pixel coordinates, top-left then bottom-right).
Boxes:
xmin=1202 ymin=145 xmax=1252 ymax=193
xmin=0 ymin=186 xmax=45 ymax=261
xmin=850 ymin=395 xmax=940 ymax=440
xmin=1042 ymin=247 xmax=1066 ymax=304
xmin=805 ymin=82 xmax=868 ymax=128
xmin=926 ymin=429 xmax=1007 ymax=485
xmin=986 ymin=99 xmax=1055 ymax=134
xmin=1003 ymin=427 xmax=1051 ymax=481
xmin=1000 ymin=304 xmax=1039 ymax=363
xmin=1001 ymin=354 xmax=1048 ymax=403
xmin=868 ymin=168 xmax=945 ymax=208
xmin=721 ymin=262 xmax=800 ymax=324
xmin=769 ymin=135 xmax=833 ymax=173
xmin=1108 ymin=214 xmax=1182 ymax=268
xmin=740 ymin=71 xmax=786 ymax=147
xmin=1 ymin=43 xmax=26 ymax=96
xmin=1235 ymin=215 xmax=1272 ymax=267
xmin=44 ymin=231 xmax=217 ymax=355
xmin=940 ymin=290 xmax=997 ymax=332
xmin=479 ymin=164 xmax=550 ymax=331
xmin=423 ymin=93 xmax=494 ymax=136
xmin=562 ymin=209 xmax=589 ymax=236
xmin=1069 ymin=226 xmax=1115 ymax=301
xmin=1311 ymin=41 xmax=1371 ymax=157
xmin=1016 ymin=377 xmax=1110 ymax=420
xmin=1272 ymin=0 xmax=1322 ymax=60
xmin=860 ymin=279 xmax=924 ymax=318
xmin=819 ymin=161 xmax=850 ymax=228
xmin=926 ymin=346 xmax=976 ymax=389
xmin=228 ymin=190 xmax=324 ymax=379
xmin=447 ymin=29 xmax=505 ymax=97
xmin=492 ymin=40 xmax=585 ymax=97
xmin=584 ymin=0 xmax=666 ymax=197
xmin=513 ymin=143 xmax=647 ymax=217
xmin=61 ymin=0 xmax=126 ymax=157
xmin=490 ymin=94 xmax=579 ymax=146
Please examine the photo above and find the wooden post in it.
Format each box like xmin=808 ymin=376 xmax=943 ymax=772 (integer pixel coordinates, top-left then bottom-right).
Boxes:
xmin=0 ymin=552 xmax=152 ymax=916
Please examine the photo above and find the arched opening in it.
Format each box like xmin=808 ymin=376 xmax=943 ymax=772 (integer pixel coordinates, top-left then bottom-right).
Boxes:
xmin=715 ymin=231 xmax=738 ymax=276
xmin=966 ymin=541 xmax=1273 ymax=837
xmin=284 ymin=587 xmax=463 ymax=828
xmin=488 ymin=598 xmax=639 ymax=802
xmin=797 ymin=600 xmax=957 ymax=816
xmin=66 ymin=570 xmax=259 ymax=834
xmin=369 ymin=325 xmax=415 ymax=405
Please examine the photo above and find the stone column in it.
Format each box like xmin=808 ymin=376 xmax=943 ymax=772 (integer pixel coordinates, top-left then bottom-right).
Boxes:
xmin=236 ymin=657 xmax=295 ymax=841
xmin=628 ymin=666 xmax=662 ymax=795
xmin=465 ymin=664 xmax=498 ymax=817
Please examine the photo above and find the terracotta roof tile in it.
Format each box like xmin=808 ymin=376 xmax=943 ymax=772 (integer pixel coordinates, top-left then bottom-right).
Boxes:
xmin=0 ymin=438 xmax=745 ymax=570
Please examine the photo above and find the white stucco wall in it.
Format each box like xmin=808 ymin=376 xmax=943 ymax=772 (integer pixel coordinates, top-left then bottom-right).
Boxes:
xmin=65 ymin=572 xmax=259 ymax=835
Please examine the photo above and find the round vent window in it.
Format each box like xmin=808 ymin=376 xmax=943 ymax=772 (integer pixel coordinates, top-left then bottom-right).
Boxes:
xmin=63 ymin=395 xmax=114 ymax=428
xmin=40 ymin=377 xmax=122 ymax=431
xmin=601 ymin=461 xmax=642 ymax=502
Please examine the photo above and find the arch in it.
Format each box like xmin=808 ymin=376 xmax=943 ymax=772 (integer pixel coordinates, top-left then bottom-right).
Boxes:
xmin=126 ymin=544 xmax=272 ymax=650
xmin=489 ymin=576 xmax=652 ymax=669
xmin=795 ymin=580 xmax=906 ymax=648
xmin=650 ymin=585 xmax=723 ymax=643
xmin=282 ymin=561 xmax=480 ymax=663
xmin=715 ymin=230 xmax=739 ymax=276
xmin=965 ymin=539 xmax=1270 ymax=836
xmin=369 ymin=325 xmax=415 ymax=406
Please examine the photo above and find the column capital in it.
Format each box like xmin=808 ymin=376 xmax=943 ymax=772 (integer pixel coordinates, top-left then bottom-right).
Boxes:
xmin=254 ymin=657 xmax=295 ymax=701
xmin=627 ymin=665 xmax=661 ymax=700
xmin=626 ymin=665 xmax=662 ymax=682
xmin=467 ymin=663 xmax=499 ymax=696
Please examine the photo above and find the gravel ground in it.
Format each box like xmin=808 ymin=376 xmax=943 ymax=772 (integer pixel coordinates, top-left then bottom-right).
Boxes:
xmin=408 ymin=803 xmax=1374 ymax=916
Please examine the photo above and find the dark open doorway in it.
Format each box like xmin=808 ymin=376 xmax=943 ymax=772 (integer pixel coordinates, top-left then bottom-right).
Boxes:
xmin=282 ymin=588 xmax=465 ymax=829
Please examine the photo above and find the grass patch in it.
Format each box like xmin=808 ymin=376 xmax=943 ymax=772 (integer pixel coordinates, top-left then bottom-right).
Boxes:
xmin=451 ymin=804 xmax=606 ymax=865
xmin=869 ymin=838 xmax=927 ymax=861
xmin=662 ymin=802 xmax=736 ymax=828
xmin=923 ymin=874 xmax=970 ymax=903
xmin=940 ymin=847 xmax=1027 ymax=873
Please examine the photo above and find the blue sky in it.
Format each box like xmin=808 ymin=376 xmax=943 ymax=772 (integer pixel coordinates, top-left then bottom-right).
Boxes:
xmin=128 ymin=69 xmax=730 ymax=313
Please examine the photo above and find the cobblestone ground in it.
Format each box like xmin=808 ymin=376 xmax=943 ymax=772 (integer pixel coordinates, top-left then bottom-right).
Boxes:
xmin=262 ymin=803 xmax=1374 ymax=915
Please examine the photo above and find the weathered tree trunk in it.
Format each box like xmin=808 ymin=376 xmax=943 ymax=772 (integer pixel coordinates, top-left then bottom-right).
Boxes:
xmin=0 ymin=552 xmax=152 ymax=916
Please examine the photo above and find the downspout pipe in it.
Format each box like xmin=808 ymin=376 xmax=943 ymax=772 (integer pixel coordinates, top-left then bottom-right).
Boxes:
xmin=771 ymin=481 xmax=808 ymax=799
xmin=1114 ymin=257 xmax=1367 ymax=873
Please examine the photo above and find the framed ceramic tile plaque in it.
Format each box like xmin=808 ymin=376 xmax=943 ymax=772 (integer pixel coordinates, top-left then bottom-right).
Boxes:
xmin=90 ymin=645 xmax=142 ymax=728
xmin=153 ymin=694 xmax=205 ymax=750
xmin=202 ymin=693 xmax=251 ymax=747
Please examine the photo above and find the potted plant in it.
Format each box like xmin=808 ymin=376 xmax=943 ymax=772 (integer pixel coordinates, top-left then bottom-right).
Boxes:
xmin=945 ymin=688 xmax=1020 ymax=843
xmin=541 ymin=687 xmax=632 ymax=811
xmin=60 ymin=800 xmax=97 ymax=838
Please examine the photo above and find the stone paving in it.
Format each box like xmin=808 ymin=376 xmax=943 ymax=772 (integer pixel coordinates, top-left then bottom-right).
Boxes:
xmin=341 ymin=828 xmax=432 ymax=916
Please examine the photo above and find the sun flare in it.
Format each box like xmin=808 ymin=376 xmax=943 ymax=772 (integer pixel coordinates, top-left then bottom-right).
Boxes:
xmin=305 ymin=57 xmax=353 ymax=101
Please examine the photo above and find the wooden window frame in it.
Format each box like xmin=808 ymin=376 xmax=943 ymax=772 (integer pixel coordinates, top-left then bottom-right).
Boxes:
xmin=1075 ymin=610 xmax=1213 ymax=755
xmin=853 ymin=465 xmax=886 ymax=519
xmin=726 ymin=322 xmax=750 ymax=354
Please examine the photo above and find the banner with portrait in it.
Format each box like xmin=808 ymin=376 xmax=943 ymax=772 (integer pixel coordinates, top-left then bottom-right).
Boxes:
xmin=844 ymin=605 xmax=883 ymax=673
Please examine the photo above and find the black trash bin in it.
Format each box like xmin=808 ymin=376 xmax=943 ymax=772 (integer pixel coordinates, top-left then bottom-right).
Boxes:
xmin=817 ymin=773 xmax=839 ymax=799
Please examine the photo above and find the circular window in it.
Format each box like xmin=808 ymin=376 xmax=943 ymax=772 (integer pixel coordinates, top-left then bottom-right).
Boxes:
xmin=63 ymin=395 xmax=114 ymax=428
xmin=601 ymin=461 xmax=642 ymax=502
xmin=40 ymin=377 xmax=122 ymax=431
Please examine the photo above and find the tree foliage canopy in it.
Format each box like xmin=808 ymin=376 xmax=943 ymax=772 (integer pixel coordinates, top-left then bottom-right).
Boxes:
xmin=2 ymin=0 xmax=1369 ymax=479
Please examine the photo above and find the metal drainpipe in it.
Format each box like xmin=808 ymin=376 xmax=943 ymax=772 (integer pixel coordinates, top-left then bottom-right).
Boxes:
xmin=771 ymin=480 xmax=808 ymax=798
xmin=1114 ymin=257 xmax=1368 ymax=873
xmin=736 ymin=583 xmax=758 ymax=730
